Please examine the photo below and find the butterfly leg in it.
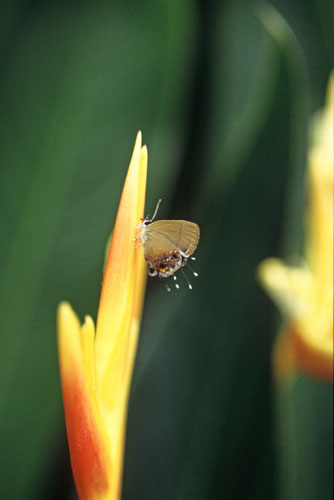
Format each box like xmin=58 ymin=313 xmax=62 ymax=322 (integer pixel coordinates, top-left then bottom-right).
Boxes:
xmin=134 ymin=241 xmax=144 ymax=249
xmin=132 ymin=232 xmax=142 ymax=242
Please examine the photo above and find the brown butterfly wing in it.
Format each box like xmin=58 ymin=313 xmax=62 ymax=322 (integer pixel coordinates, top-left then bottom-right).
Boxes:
xmin=143 ymin=220 xmax=200 ymax=262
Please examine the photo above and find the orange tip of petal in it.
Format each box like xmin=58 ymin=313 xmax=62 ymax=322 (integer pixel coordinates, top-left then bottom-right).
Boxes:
xmin=273 ymin=326 xmax=334 ymax=383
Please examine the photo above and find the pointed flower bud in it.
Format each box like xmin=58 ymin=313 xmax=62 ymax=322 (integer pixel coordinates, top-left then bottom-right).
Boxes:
xmin=58 ymin=132 xmax=147 ymax=499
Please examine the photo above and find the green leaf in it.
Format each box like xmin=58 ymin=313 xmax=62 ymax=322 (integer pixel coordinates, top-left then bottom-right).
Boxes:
xmin=0 ymin=1 xmax=197 ymax=498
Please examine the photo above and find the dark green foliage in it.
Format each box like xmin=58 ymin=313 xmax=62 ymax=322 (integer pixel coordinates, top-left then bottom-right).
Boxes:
xmin=0 ymin=1 xmax=332 ymax=499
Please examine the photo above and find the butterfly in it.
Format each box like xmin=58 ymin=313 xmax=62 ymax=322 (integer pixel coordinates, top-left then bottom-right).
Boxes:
xmin=134 ymin=199 xmax=200 ymax=290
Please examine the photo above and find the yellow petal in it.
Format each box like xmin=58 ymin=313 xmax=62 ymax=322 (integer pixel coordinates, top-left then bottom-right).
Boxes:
xmin=95 ymin=132 xmax=147 ymax=412
xmin=58 ymin=302 xmax=112 ymax=500
xmin=257 ymin=73 xmax=333 ymax=382
xmin=58 ymin=132 xmax=148 ymax=500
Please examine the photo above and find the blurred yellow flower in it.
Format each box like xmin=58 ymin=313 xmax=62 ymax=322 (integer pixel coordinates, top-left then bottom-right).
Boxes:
xmin=57 ymin=132 xmax=147 ymax=500
xmin=258 ymin=73 xmax=333 ymax=382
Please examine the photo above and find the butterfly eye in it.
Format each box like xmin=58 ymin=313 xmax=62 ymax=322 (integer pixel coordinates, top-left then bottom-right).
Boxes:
xmin=148 ymin=267 xmax=157 ymax=277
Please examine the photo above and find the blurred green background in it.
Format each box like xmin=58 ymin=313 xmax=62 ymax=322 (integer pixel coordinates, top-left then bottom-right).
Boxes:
xmin=0 ymin=1 xmax=332 ymax=499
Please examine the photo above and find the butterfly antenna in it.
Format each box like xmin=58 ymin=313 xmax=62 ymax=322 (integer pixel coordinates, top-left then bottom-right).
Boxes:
xmin=173 ymin=275 xmax=180 ymax=289
xmin=186 ymin=262 xmax=199 ymax=277
xmin=181 ymin=268 xmax=192 ymax=290
xmin=151 ymin=198 xmax=162 ymax=221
